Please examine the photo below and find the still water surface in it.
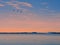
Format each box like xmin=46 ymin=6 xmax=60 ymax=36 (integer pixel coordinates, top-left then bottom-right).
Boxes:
xmin=0 ymin=34 xmax=60 ymax=45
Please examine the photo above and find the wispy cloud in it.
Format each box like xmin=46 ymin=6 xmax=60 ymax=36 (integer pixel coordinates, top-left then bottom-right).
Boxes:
xmin=40 ymin=2 xmax=48 ymax=9
xmin=18 ymin=2 xmax=32 ymax=8
xmin=0 ymin=1 xmax=32 ymax=9
xmin=41 ymin=2 xmax=48 ymax=5
xmin=0 ymin=4 xmax=4 ymax=7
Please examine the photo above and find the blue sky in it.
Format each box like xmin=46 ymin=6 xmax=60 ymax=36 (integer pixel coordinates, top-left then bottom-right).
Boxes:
xmin=0 ymin=0 xmax=60 ymax=14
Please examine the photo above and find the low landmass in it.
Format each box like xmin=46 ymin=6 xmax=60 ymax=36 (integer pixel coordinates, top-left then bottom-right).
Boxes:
xmin=0 ymin=32 xmax=60 ymax=34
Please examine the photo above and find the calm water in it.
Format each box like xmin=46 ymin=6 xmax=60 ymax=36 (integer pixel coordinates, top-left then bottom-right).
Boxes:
xmin=0 ymin=34 xmax=60 ymax=45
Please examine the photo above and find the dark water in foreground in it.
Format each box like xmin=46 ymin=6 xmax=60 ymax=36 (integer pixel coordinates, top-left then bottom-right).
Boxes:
xmin=0 ymin=34 xmax=60 ymax=45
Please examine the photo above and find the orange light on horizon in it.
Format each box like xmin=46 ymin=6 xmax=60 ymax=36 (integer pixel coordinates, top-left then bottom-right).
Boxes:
xmin=0 ymin=28 xmax=60 ymax=32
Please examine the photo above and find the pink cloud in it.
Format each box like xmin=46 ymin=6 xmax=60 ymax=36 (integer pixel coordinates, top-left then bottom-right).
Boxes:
xmin=6 ymin=1 xmax=32 ymax=9
xmin=0 ymin=1 xmax=32 ymax=10
xmin=18 ymin=2 xmax=32 ymax=7
xmin=0 ymin=4 xmax=4 ymax=7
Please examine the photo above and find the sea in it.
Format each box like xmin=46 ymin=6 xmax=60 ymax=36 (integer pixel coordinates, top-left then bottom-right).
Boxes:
xmin=0 ymin=34 xmax=60 ymax=45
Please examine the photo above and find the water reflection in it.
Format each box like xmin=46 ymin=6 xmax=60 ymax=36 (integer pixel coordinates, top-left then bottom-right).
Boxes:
xmin=0 ymin=34 xmax=60 ymax=45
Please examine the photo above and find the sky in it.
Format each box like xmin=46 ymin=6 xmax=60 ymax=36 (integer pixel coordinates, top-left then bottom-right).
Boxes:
xmin=0 ymin=0 xmax=60 ymax=32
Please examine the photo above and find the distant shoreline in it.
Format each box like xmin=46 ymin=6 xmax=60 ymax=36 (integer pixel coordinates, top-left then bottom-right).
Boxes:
xmin=0 ymin=32 xmax=60 ymax=34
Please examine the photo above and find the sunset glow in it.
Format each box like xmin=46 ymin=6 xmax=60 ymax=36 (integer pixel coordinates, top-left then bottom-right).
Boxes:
xmin=0 ymin=0 xmax=60 ymax=32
